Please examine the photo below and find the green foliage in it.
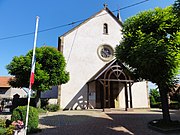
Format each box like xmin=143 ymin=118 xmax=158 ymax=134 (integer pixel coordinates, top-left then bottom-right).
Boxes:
xmin=169 ymin=101 xmax=180 ymax=109
xmin=150 ymin=95 xmax=156 ymax=105
xmin=5 ymin=125 xmax=15 ymax=135
xmin=6 ymin=46 xmax=69 ymax=91
xmin=173 ymin=0 xmax=180 ymax=16
xmin=0 ymin=120 xmax=14 ymax=135
xmin=149 ymin=89 xmax=161 ymax=108
xmin=0 ymin=127 xmax=6 ymax=135
xmin=45 ymin=104 xmax=59 ymax=112
xmin=115 ymin=6 xmax=180 ymax=88
xmin=115 ymin=4 xmax=180 ymax=121
xmin=6 ymin=46 xmax=69 ymax=107
xmin=0 ymin=119 xmax=6 ymax=128
xmin=11 ymin=106 xmax=39 ymax=133
xmin=37 ymin=108 xmax=47 ymax=114
xmin=150 ymin=102 xmax=161 ymax=108
xmin=150 ymin=89 xmax=160 ymax=102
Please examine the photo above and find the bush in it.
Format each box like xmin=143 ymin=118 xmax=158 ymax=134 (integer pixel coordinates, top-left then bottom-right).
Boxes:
xmin=37 ymin=108 xmax=47 ymax=114
xmin=149 ymin=88 xmax=161 ymax=108
xmin=150 ymin=89 xmax=160 ymax=102
xmin=150 ymin=95 xmax=156 ymax=105
xmin=45 ymin=104 xmax=59 ymax=112
xmin=11 ymin=106 xmax=39 ymax=133
xmin=0 ymin=127 xmax=6 ymax=135
xmin=169 ymin=101 xmax=180 ymax=109
xmin=5 ymin=125 xmax=14 ymax=135
xmin=0 ymin=119 xmax=6 ymax=128
xmin=0 ymin=119 xmax=14 ymax=135
xmin=150 ymin=102 xmax=161 ymax=108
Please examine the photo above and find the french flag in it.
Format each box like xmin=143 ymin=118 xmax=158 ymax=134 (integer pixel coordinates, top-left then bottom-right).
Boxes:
xmin=29 ymin=16 xmax=39 ymax=89
xmin=30 ymin=55 xmax=36 ymax=88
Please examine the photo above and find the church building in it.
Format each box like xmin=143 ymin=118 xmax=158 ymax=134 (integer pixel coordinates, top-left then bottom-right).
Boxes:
xmin=57 ymin=5 xmax=149 ymax=110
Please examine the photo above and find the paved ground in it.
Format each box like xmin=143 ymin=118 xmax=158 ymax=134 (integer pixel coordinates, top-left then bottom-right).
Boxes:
xmin=31 ymin=109 xmax=180 ymax=135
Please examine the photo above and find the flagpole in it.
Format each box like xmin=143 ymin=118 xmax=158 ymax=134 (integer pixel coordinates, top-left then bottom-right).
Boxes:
xmin=24 ymin=16 xmax=39 ymax=135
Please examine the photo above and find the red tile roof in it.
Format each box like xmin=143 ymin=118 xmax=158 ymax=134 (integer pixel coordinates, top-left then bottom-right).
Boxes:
xmin=0 ymin=76 xmax=12 ymax=87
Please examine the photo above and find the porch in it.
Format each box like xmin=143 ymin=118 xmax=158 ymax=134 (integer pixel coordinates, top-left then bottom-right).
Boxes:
xmin=87 ymin=60 xmax=135 ymax=111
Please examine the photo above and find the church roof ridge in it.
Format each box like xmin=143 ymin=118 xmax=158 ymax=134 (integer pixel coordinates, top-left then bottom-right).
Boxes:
xmin=59 ymin=7 xmax=123 ymax=38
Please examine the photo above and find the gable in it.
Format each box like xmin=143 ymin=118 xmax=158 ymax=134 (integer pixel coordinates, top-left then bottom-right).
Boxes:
xmin=59 ymin=7 xmax=122 ymax=39
xmin=58 ymin=6 xmax=124 ymax=80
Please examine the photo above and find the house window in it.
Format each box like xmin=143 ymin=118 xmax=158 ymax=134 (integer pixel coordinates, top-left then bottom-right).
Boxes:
xmin=103 ymin=23 xmax=108 ymax=34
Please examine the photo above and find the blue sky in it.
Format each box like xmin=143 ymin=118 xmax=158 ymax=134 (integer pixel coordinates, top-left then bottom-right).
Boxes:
xmin=0 ymin=0 xmax=175 ymax=79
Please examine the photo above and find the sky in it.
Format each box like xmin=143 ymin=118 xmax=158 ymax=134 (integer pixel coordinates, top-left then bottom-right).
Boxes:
xmin=0 ymin=0 xmax=177 ymax=89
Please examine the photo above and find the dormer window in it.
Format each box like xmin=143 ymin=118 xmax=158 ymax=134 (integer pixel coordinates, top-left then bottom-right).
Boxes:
xmin=103 ymin=23 xmax=108 ymax=34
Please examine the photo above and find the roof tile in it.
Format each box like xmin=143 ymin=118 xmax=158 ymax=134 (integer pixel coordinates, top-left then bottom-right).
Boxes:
xmin=0 ymin=77 xmax=12 ymax=87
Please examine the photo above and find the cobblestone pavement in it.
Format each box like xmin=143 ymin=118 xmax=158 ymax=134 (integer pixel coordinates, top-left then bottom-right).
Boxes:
xmin=32 ymin=109 xmax=180 ymax=135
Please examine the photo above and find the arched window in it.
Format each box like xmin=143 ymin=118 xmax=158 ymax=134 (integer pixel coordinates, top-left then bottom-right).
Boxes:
xmin=103 ymin=23 xmax=108 ymax=34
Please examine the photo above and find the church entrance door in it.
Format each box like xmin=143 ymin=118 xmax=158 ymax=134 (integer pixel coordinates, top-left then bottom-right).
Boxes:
xmin=103 ymin=81 xmax=120 ymax=108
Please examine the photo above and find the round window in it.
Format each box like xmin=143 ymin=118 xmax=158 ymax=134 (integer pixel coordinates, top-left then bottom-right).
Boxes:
xmin=97 ymin=45 xmax=114 ymax=61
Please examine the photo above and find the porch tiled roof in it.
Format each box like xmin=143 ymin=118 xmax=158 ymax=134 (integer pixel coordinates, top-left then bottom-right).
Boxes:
xmin=0 ymin=76 xmax=12 ymax=87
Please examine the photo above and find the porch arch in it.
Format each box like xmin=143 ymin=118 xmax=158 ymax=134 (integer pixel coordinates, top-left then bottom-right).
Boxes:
xmin=88 ymin=60 xmax=134 ymax=111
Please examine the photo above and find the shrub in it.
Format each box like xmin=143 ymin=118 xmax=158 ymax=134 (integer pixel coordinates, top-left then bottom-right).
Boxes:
xmin=0 ymin=119 xmax=6 ymax=128
xmin=11 ymin=106 xmax=39 ymax=133
xmin=150 ymin=89 xmax=160 ymax=102
xmin=37 ymin=108 xmax=47 ymax=114
xmin=150 ymin=102 xmax=161 ymax=108
xmin=149 ymin=88 xmax=161 ymax=108
xmin=150 ymin=95 xmax=156 ymax=105
xmin=5 ymin=125 xmax=14 ymax=135
xmin=0 ymin=127 xmax=6 ymax=135
xmin=45 ymin=104 xmax=59 ymax=112
xmin=169 ymin=101 xmax=180 ymax=109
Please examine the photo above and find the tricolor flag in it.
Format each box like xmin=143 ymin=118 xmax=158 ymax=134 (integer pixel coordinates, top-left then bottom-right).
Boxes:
xmin=30 ymin=55 xmax=36 ymax=88
xmin=25 ymin=16 xmax=39 ymax=135
xmin=29 ymin=16 xmax=39 ymax=90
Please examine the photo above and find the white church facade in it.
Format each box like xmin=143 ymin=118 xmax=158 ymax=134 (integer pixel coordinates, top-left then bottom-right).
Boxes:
xmin=57 ymin=6 xmax=150 ymax=110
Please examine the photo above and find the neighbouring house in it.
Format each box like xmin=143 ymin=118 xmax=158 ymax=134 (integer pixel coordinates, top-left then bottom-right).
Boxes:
xmin=0 ymin=76 xmax=27 ymax=99
xmin=56 ymin=5 xmax=150 ymax=110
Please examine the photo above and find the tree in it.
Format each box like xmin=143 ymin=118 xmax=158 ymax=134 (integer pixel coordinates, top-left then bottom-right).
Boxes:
xmin=6 ymin=46 xmax=69 ymax=107
xmin=115 ymin=5 xmax=180 ymax=122
xmin=173 ymin=0 xmax=180 ymax=16
xmin=149 ymin=88 xmax=160 ymax=104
